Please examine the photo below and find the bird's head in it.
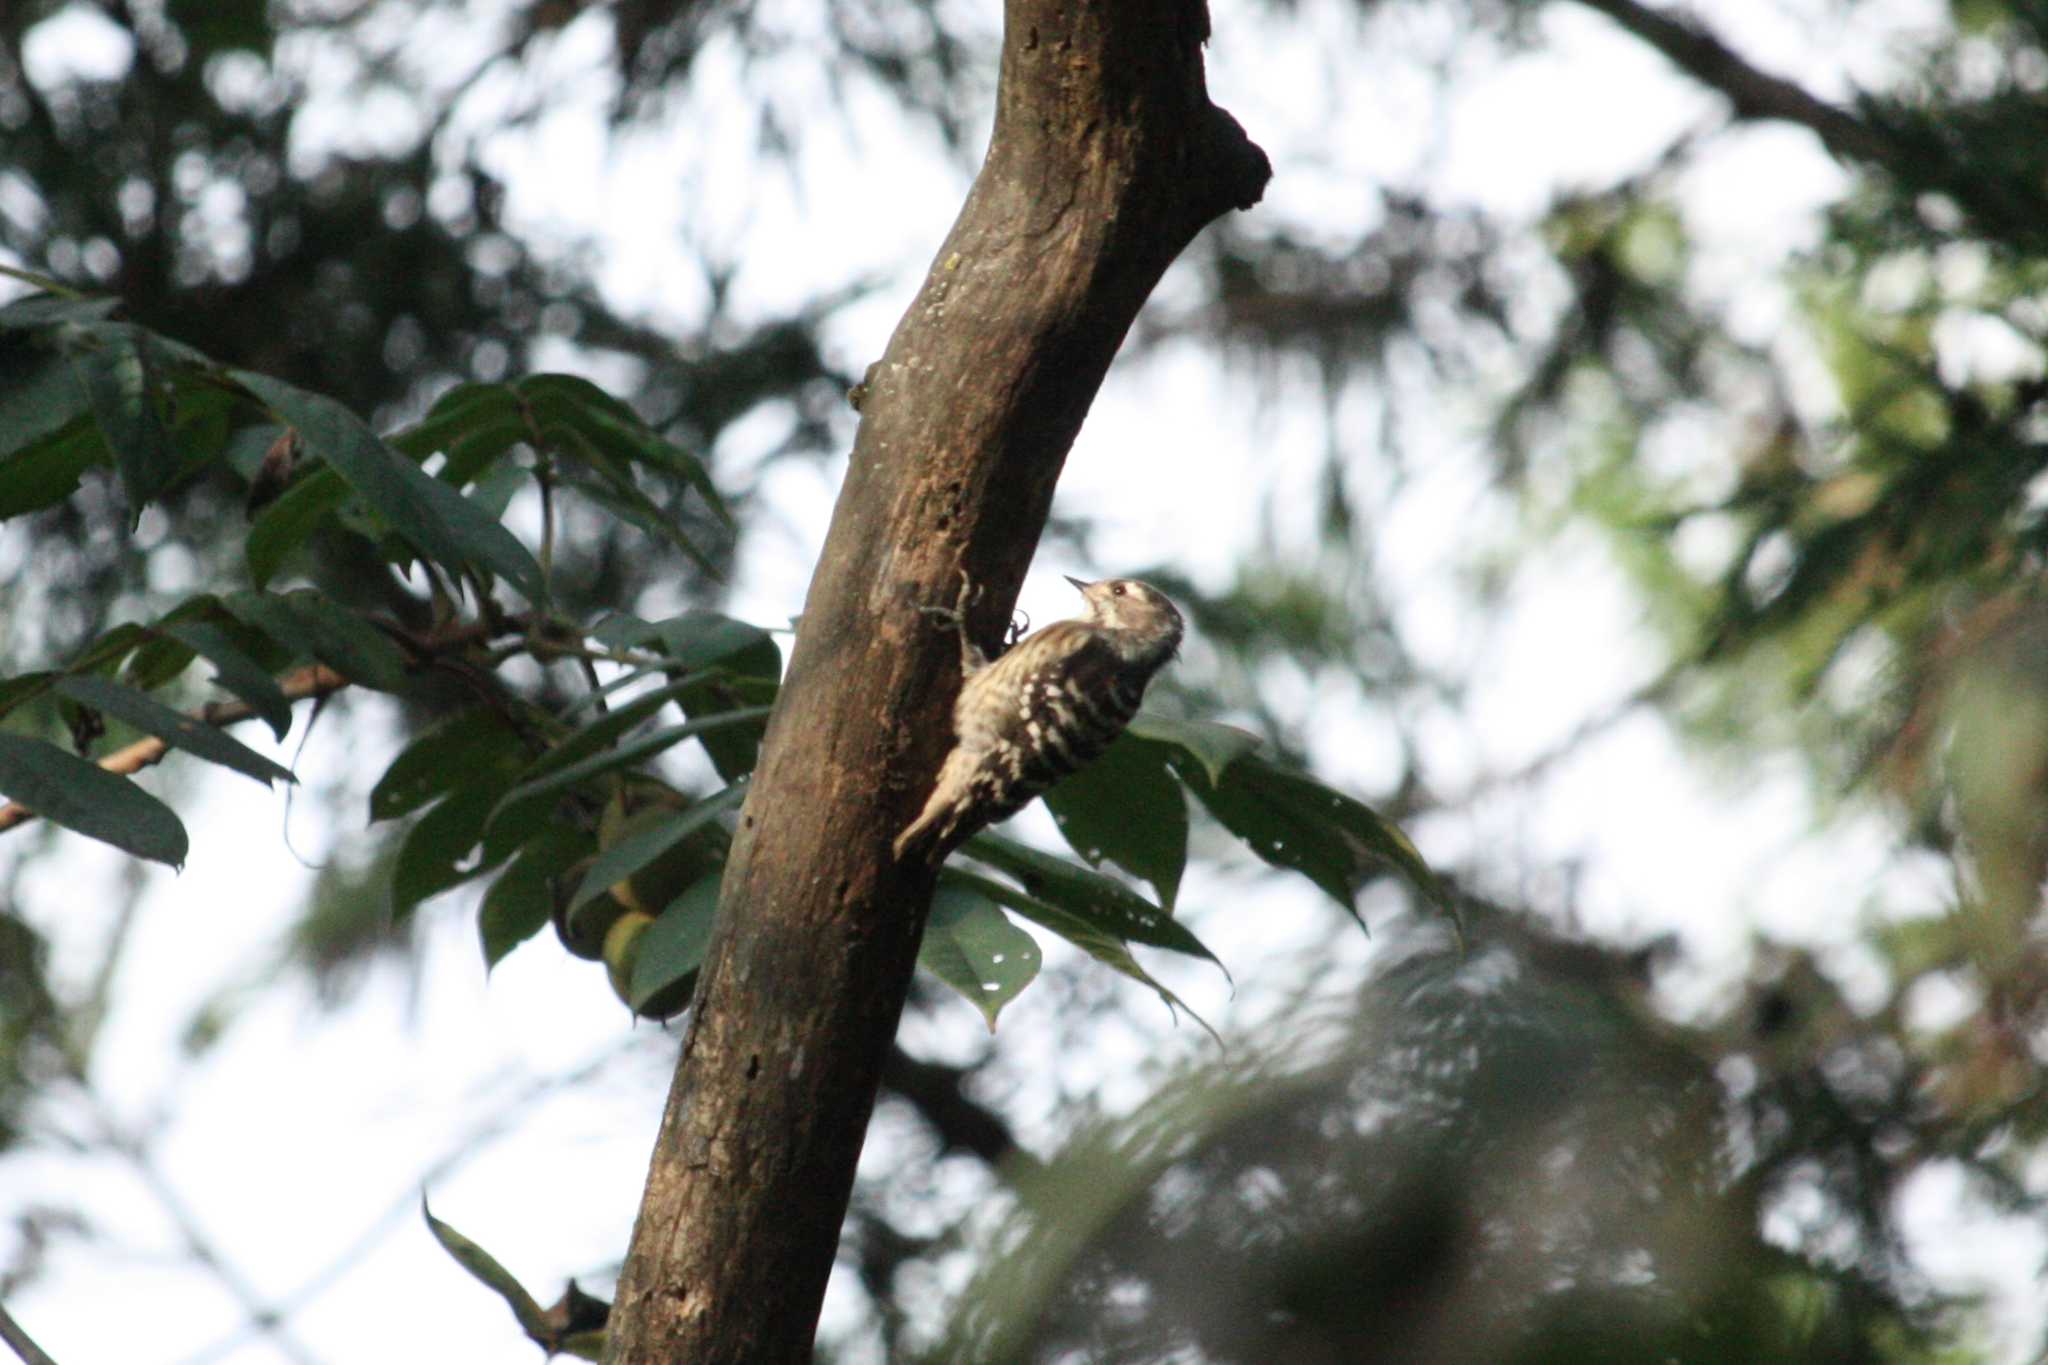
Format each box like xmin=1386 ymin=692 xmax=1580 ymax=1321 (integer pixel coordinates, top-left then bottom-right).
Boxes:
xmin=1066 ymin=576 xmax=1184 ymax=665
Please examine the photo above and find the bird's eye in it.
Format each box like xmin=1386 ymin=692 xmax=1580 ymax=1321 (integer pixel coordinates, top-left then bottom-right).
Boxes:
xmin=1111 ymin=583 xmax=1127 ymax=597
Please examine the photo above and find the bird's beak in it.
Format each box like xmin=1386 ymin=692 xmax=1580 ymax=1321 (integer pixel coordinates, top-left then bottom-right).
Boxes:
xmin=1063 ymin=575 xmax=1090 ymax=593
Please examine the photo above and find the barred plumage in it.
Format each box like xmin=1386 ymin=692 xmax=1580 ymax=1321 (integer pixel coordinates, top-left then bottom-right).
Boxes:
xmin=894 ymin=576 xmax=1184 ymax=861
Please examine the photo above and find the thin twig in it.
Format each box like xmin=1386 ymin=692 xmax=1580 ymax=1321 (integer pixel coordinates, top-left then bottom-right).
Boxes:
xmin=0 ymin=611 xmax=545 ymax=838
xmin=0 ymin=1301 xmax=59 ymax=1365
xmin=0 ymin=665 xmax=351 ymax=835
xmin=0 ymin=263 xmax=80 ymax=298
xmin=534 ymin=641 xmax=676 ymax=670
xmin=65 ymin=873 xmax=143 ymax=1070
xmin=85 ymin=1097 xmax=331 ymax=1365
xmin=168 ymin=1036 xmax=646 ymax=1365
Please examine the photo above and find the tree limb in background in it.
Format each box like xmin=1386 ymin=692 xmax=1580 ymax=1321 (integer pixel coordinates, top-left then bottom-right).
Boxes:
xmin=882 ymin=1043 xmax=1037 ymax=1173
xmin=602 ymin=0 xmax=1270 ymax=1359
xmin=1571 ymin=0 xmax=1894 ymax=164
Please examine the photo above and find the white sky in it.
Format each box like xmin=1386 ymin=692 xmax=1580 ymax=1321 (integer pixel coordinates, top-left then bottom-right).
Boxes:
xmin=7 ymin=0 xmax=2045 ymax=1361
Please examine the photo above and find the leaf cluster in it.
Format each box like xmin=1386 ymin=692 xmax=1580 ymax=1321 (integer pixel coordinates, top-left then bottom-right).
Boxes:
xmin=942 ymin=912 xmax=1962 ymax=1365
xmin=0 ymin=288 xmax=1444 ymax=1034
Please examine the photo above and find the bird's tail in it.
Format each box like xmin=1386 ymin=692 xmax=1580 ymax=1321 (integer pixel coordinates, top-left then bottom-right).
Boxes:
xmin=891 ymin=794 xmax=952 ymax=862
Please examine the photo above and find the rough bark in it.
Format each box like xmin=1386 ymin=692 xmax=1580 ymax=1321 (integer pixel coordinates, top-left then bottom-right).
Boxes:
xmin=604 ymin=2 xmax=1268 ymax=1359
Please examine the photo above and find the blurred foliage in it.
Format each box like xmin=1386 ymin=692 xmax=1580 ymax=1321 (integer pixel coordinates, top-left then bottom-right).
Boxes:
xmin=0 ymin=908 xmax=61 ymax=1151
xmin=0 ymin=0 xmax=848 ymax=703
xmin=941 ymin=914 xmax=1967 ymax=1365
xmin=1457 ymin=14 xmax=2048 ymax=1303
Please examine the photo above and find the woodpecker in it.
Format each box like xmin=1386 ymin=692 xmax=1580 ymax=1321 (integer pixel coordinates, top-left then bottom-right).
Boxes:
xmin=893 ymin=574 xmax=1184 ymax=862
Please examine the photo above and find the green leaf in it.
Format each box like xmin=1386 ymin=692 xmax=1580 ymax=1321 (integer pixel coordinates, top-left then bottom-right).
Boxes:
xmin=475 ymin=676 xmax=757 ymax=855
xmin=1181 ymin=754 xmax=1448 ymax=923
xmin=52 ymin=675 xmax=294 ymax=787
xmin=0 ymin=732 xmax=188 ymax=866
xmin=679 ymin=684 xmax=776 ymax=781
xmin=234 ymin=372 xmax=543 ymax=600
xmin=389 ymin=381 xmax=528 ymax=489
xmin=370 ymin=708 xmax=526 ymax=822
xmin=479 ymin=826 xmax=591 ymax=971
xmin=919 ymin=884 xmax=1042 ymax=1029
xmin=440 ymin=413 xmax=531 ymax=488
xmin=595 ymin=611 xmax=770 ymax=672
xmin=1126 ymin=714 xmax=1262 ymax=787
xmin=166 ymin=598 xmax=296 ymax=672
xmin=471 ymin=680 xmax=694 ymax=855
xmin=963 ymin=833 xmax=1224 ymax=974
xmin=245 ymin=467 xmax=347 ymax=588
xmin=65 ymin=622 xmax=150 ymax=676
xmin=166 ymin=377 xmax=234 ymax=475
xmin=613 ymin=613 xmax=782 ymax=780
xmin=421 ymin=1202 xmax=549 ymax=1339
xmin=628 ymin=874 xmax=721 ymax=1012
xmin=941 ymin=867 xmax=1215 ymax=1039
xmin=386 ymin=725 xmax=533 ymax=918
xmin=520 ymin=679 xmax=698 ymax=779
xmin=76 ymin=330 xmax=178 ymax=515
xmin=391 ymin=782 xmax=505 ymax=919
xmin=487 ymin=711 xmax=770 ymax=834
xmin=118 ymin=634 xmax=198 ymax=693
xmin=219 ymin=422 xmax=285 ymax=482
xmin=159 ymin=621 xmax=293 ymax=740
xmin=560 ymin=461 xmax=717 ymax=576
xmin=389 ymin=382 xmax=522 ymax=462
xmin=518 ymin=372 xmax=728 ymax=527
xmin=561 ymin=664 xmax=670 ymax=718
xmin=81 ymin=320 xmax=210 ymax=370
xmin=0 ymin=352 xmax=92 ymax=458
xmin=477 ymin=781 xmax=561 ymax=869
xmin=0 ymin=416 xmax=104 ymax=519
xmin=567 ymin=785 xmax=744 ymax=910
xmin=0 ymin=292 xmax=120 ymax=329
xmin=0 ymin=673 xmax=56 ymax=722
xmin=466 ymin=456 xmax=527 ymax=521
xmin=278 ymin=590 xmax=412 ymax=691
xmin=224 ymin=589 xmax=409 ymax=692
xmin=1044 ymin=732 xmax=1189 ymax=908
xmin=515 ymin=373 xmax=642 ymax=427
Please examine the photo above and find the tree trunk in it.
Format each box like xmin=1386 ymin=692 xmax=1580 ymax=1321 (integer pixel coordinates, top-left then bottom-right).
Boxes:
xmin=604 ymin=1 xmax=1268 ymax=1359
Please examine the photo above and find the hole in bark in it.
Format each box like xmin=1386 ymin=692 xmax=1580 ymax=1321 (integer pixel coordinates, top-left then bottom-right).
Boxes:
xmin=746 ymin=1054 xmax=761 ymax=1080
xmin=835 ymin=879 xmax=851 ymax=901
xmin=743 ymin=814 xmax=755 ymax=830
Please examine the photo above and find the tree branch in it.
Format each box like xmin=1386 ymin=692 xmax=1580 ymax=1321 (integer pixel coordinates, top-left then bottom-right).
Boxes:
xmin=881 ymin=1044 xmax=1037 ymax=1173
xmin=1570 ymin=0 xmax=1893 ymax=164
xmin=0 ymin=665 xmax=351 ymax=835
xmin=603 ymin=0 xmax=1268 ymax=1359
xmin=90 ymin=1102 xmax=330 ymax=1365
xmin=0 ymin=1302 xmax=59 ymax=1365
xmin=0 ymin=613 xmax=535 ymax=836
